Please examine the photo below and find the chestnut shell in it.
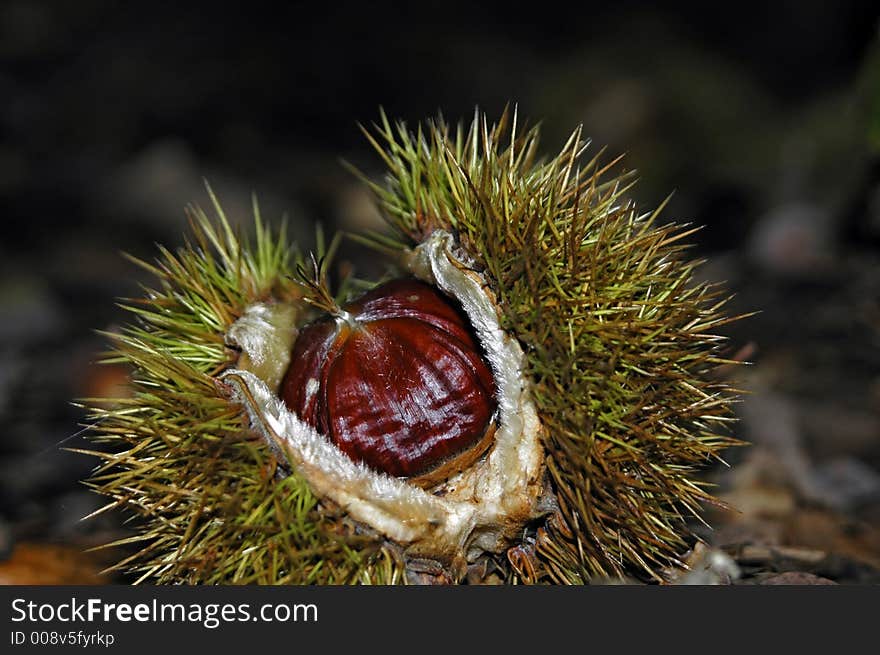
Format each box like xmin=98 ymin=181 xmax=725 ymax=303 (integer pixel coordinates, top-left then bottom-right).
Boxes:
xmin=280 ymin=278 xmax=497 ymax=480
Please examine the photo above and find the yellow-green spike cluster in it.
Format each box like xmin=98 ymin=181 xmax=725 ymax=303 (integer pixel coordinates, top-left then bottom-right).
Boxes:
xmin=80 ymin=195 xmax=404 ymax=584
xmin=354 ymin=109 xmax=745 ymax=581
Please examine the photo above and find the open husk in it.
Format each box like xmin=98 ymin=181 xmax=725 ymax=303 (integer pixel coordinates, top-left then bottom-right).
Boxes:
xmin=82 ymin=109 xmax=745 ymax=584
xmin=223 ymin=230 xmax=548 ymax=577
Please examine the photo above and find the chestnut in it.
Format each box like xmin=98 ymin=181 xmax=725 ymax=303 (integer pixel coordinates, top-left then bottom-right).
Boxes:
xmin=280 ymin=278 xmax=498 ymax=483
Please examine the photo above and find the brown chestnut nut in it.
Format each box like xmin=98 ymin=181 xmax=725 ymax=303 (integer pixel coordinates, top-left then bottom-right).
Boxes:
xmin=280 ymin=278 xmax=497 ymax=483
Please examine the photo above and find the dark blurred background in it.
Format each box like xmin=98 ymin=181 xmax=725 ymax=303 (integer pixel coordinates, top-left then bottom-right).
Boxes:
xmin=1 ymin=0 xmax=879 ymax=583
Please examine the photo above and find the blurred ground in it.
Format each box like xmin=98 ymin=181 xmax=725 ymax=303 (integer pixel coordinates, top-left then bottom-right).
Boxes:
xmin=1 ymin=1 xmax=879 ymax=584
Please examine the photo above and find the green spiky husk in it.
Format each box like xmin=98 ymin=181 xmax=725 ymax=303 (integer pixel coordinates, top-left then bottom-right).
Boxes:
xmin=81 ymin=195 xmax=405 ymax=584
xmin=83 ymin=109 xmax=744 ymax=585
xmin=354 ymin=109 xmax=745 ymax=582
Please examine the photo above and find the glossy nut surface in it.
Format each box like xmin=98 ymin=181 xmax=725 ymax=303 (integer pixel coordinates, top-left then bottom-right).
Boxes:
xmin=280 ymin=278 xmax=497 ymax=479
